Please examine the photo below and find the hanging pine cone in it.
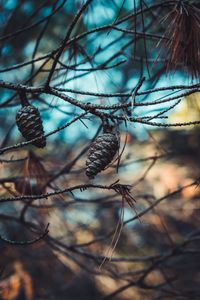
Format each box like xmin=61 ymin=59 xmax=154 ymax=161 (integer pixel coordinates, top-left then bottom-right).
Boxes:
xmin=16 ymin=105 xmax=46 ymax=148
xmin=86 ymin=129 xmax=119 ymax=179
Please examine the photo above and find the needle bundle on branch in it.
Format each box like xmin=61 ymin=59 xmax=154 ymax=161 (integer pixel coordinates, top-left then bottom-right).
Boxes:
xmin=158 ymin=1 xmax=200 ymax=78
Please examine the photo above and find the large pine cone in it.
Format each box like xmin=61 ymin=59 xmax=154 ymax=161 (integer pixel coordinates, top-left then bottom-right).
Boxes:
xmin=86 ymin=132 xmax=119 ymax=179
xmin=16 ymin=105 xmax=46 ymax=148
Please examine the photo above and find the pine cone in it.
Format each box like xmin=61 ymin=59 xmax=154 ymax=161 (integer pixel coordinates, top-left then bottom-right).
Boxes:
xmin=16 ymin=105 xmax=46 ymax=148
xmin=86 ymin=132 xmax=119 ymax=179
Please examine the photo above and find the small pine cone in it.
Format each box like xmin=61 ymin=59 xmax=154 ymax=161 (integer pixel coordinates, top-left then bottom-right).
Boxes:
xmin=86 ymin=132 xmax=119 ymax=179
xmin=16 ymin=105 xmax=46 ymax=148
